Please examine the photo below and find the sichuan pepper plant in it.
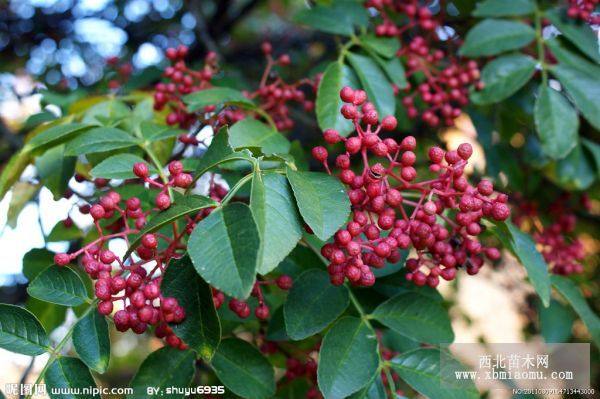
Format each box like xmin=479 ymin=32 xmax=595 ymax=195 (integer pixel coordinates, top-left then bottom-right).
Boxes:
xmin=0 ymin=1 xmax=598 ymax=398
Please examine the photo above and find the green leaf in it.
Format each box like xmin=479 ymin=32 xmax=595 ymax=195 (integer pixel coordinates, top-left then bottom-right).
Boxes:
xmin=316 ymin=62 xmax=360 ymax=137
xmin=551 ymin=63 xmax=600 ymax=130
xmin=374 ymin=56 xmax=407 ymax=89
xmin=546 ymin=9 xmax=600 ymax=64
xmin=140 ymin=121 xmax=185 ymax=142
xmin=161 ymin=256 xmax=221 ymax=360
xmin=372 ymin=292 xmax=454 ymax=344
xmin=22 ymin=248 xmax=54 ymax=280
xmin=229 ymin=119 xmax=290 ymax=155
xmin=90 ymin=154 xmax=155 ymax=180
xmin=250 ymin=171 xmax=303 ymax=274
xmin=538 ymin=299 xmax=575 ymax=343
xmin=72 ymin=310 xmax=110 ymax=373
xmin=294 ymin=1 xmax=369 ymax=36
xmin=284 ymin=269 xmax=350 ymax=340
xmin=184 ymin=87 xmax=255 ymax=112
xmin=25 ymin=123 xmax=91 ymax=152
xmin=128 ymin=347 xmax=196 ymax=399
xmin=317 ymin=317 xmax=379 ymax=399
xmin=545 ymin=38 xmax=600 ymax=77
xmin=188 ymin=202 xmax=260 ymax=299
xmin=487 ymin=221 xmax=551 ymax=307
xmin=390 ymin=348 xmax=479 ymax=399
xmin=64 ymin=127 xmax=139 ymax=155
xmin=27 ymin=266 xmax=89 ymax=306
xmin=359 ymin=34 xmax=400 ymax=58
xmin=35 ymin=145 xmax=76 ymax=199
xmin=544 ymin=144 xmax=596 ymax=190
xmin=26 ymin=297 xmax=66 ymax=333
xmin=551 ymin=275 xmax=600 ymax=348
xmin=192 ymin=128 xmax=255 ymax=178
xmin=45 ymin=357 xmax=101 ymax=399
xmin=286 ymin=167 xmax=350 ymax=241
xmin=582 ymin=138 xmax=600 ymax=176
xmin=346 ymin=52 xmax=396 ymax=117
xmin=534 ymin=85 xmax=579 ymax=160
xmin=81 ymin=99 xmax=130 ymax=125
xmin=348 ymin=374 xmax=387 ymax=399
xmin=211 ymin=338 xmax=276 ymax=399
xmin=472 ymin=0 xmax=535 ymax=17
xmin=266 ymin=306 xmax=289 ymax=341
xmin=6 ymin=182 xmax=38 ymax=228
xmin=125 ymin=195 xmax=217 ymax=259
xmin=460 ymin=19 xmax=535 ymax=57
xmin=0 ymin=149 xmax=33 ymax=200
xmin=0 ymin=304 xmax=50 ymax=355
xmin=374 ymin=272 xmax=443 ymax=301
xmin=471 ymin=54 xmax=536 ymax=105
xmin=47 ymin=222 xmax=83 ymax=242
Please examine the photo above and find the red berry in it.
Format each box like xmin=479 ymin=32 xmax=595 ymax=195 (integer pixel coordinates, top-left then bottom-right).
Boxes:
xmin=54 ymin=253 xmax=70 ymax=266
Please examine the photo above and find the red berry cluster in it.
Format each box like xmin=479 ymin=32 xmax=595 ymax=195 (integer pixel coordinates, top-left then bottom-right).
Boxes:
xmin=105 ymin=56 xmax=133 ymax=90
xmin=153 ymin=44 xmax=317 ymax=139
xmin=52 ymin=160 xmax=219 ymax=348
xmin=153 ymin=45 xmax=219 ymax=129
xmin=567 ymin=0 xmax=600 ymax=24
xmin=244 ymin=42 xmax=317 ymax=131
xmin=513 ymin=195 xmax=589 ymax=275
xmin=364 ymin=0 xmax=481 ymax=126
xmin=313 ymin=87 xmax=510 ymax=288
xmin=213 ymin=275 xmax=293 ymax=320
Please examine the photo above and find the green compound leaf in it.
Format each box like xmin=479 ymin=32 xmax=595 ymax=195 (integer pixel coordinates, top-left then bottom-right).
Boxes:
xmin=286 ymin=167 xmax=350 ymax=241
xmin=188 ymin=202 xmax=260 ymax=299
xmin=538 ymin=299 xmax=575 ymax=344
xmin=551 ymin=275 xmax=600 ymax=348
xmin=460 ymin=19 xmax=535 ymax=57
xmin=45 ymin=357 xmax=101 ymax=399
xmin=229 ymin=118 xmax=290 ymax=155
xmin=27 ymin=266 xmax=89 ymax=307
xmin=250 ymin=171 xmax=303 ymax=275
xmin=64 ymin=127 xmax=140 ymax=155
xmin=472 ymin=0 xmax=535 ymax=17
xmin=551 ymin=63 xmax=600 ymax=130
xmin=161 ymin=256 xmax=221 ymax=360
xmin=211 ymin=338 xmax=276 ymax=399
xmin=72 ymin=310 xmax=110 ymax=373
xmin=316 ymin=62 xmax=360 ymax=137
xmin=127 ymin=347 xmax=196 ymax=399
xmin=317 ymin=317 xmax=379 ymax=399
xmin=346 ymin=52 xmax=395 ymax=117
xmin=534 ymin=85 xmax=579 ymax=160
xmin=284 ymin=269 xmax=350 ymax=340
xmin=90 ymin=154 xmax=155 ymax=180
xmin=25 ymin=123 xmax=92 ymax=152
xmin=184 ymin=87 xmax=255 ymax=112
xmin=546 ymin=8 xmax=600 ymax=64
xmin=487 ymin=221 xmax=551 ymax=307
xmin=372 ymin=292 xmax=454 ymax=344
xmin=0 ymin=304 xmax=50 ymax=356
xmin=390 ymin=348 xmax=479 ymax=399
xmin=471 ymin=53 xmax=536 ymax=105
xmin=192 ymin=127 xmax=255 ymax=179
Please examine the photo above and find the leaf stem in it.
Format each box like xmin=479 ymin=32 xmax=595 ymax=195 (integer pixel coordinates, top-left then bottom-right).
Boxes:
xmin=27 ymin=303 xmax=96 ymax=399
xmin=383 ymin=364 xmax=397 ymax=396
xmin=219 ymin=172 xmax=255 ymax=206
